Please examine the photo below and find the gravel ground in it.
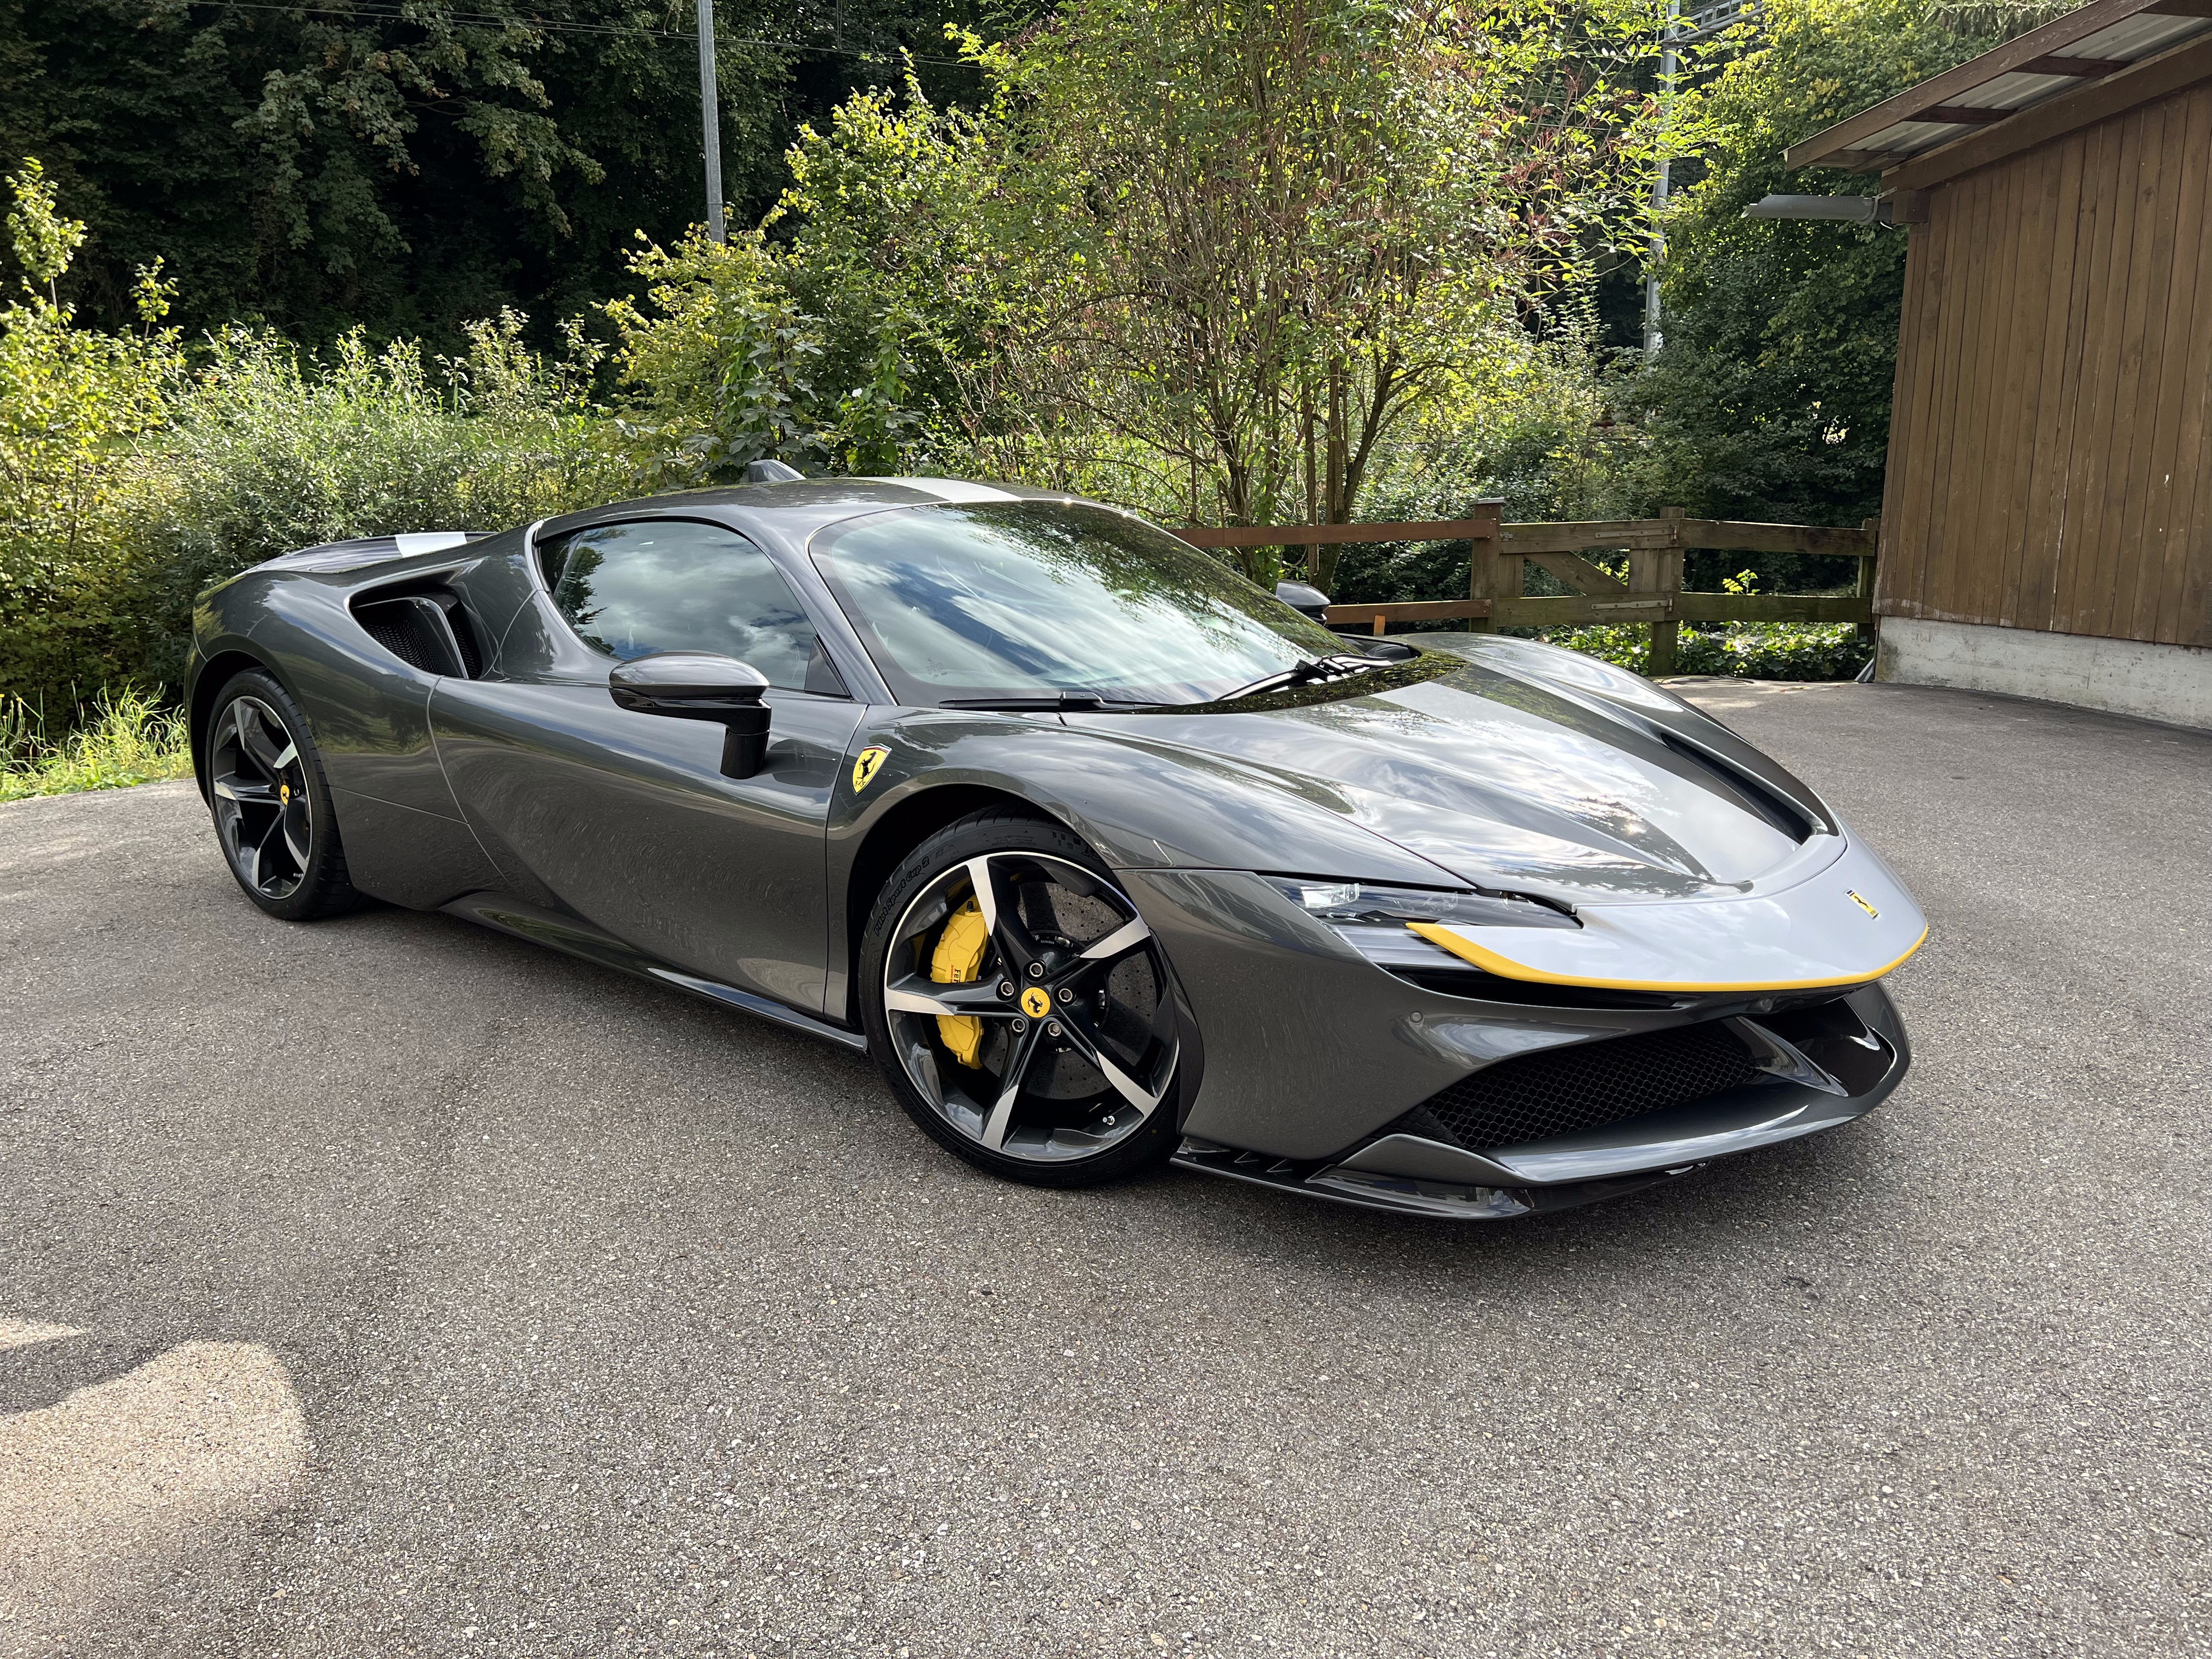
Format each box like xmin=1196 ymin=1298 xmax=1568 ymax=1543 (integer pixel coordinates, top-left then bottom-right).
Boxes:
xmin=1 ymin=679 xmax=2207 ymax=1658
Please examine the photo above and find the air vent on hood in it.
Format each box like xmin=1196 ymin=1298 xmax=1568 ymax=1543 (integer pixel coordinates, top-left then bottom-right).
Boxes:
xmin=352 ymin=589 xmax=484 ymax=678
xmin=1656 ymin=733 xmax=1819 ymax=843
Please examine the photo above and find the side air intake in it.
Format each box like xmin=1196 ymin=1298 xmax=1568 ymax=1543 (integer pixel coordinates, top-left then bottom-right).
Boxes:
xmin=352 ymin=590 xmax=483 ymax=678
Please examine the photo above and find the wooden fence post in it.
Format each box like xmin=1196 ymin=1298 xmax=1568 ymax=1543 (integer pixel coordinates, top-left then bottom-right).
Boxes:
xmin=1463 ymin=498 xmax=1505 ymax=634
xmin=1858 ymin=516 xmax=1881 ymax=644
xmin=1632 ymin=507 xmax=1686 ymax=675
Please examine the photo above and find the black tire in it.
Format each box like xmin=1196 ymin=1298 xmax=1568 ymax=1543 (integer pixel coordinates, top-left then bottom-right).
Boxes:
xmin=205 ymin=669 xmax=362 ymax=921
xmin=860 ymin=809 xmax=1183 ymax=1188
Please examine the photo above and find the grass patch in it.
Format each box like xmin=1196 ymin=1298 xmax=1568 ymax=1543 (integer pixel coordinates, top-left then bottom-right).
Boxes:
xmin=1 ymin=687 xmax=193 ymax=802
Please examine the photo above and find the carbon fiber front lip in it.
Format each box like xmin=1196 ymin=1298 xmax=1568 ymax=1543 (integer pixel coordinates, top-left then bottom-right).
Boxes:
xmin=1171 ymin=1138 xmax=1700 ymax=1220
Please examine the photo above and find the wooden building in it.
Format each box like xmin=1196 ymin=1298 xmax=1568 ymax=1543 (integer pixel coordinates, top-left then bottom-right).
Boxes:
xmin=1788 ymin=0 xmax=2212 ymax=727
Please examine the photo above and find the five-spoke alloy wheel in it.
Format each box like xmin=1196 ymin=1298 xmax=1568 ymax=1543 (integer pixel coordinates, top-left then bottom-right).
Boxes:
xmin=205 ymin=670 xmax=359 ymax=920
xmin=862 ymin=812 xmax=1183 ymax=1185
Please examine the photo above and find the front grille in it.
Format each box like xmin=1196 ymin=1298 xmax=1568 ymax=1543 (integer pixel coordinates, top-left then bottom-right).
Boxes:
xmin=1392 ymin=1020 xmax=1764 ymax=1153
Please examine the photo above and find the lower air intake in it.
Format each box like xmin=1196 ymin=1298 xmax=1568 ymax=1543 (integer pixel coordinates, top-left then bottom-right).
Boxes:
xmin=1392 ymin=1020 xmax=1764 ymax=1153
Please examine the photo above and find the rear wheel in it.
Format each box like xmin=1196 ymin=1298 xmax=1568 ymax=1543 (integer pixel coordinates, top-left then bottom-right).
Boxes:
xmin=206 ymin=670 xmax=360 ymax=921
xmin=860 ymin=812 xmax=1182 ymax=1187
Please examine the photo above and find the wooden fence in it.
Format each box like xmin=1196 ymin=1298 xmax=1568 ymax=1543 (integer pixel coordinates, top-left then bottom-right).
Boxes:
xmin=1176 ymin=502 xmax=1880 ymax=674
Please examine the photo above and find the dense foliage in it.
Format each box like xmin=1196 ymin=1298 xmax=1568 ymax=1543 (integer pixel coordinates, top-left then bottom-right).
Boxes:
xmin=0 ymin=0 xmax=2064 ymax=748
xmin=0 ymin=162 xmax=636 ymax=704
xmin=0 ymin=0 xmax=984 ymax=346
xmin=0 ymin=161 xmax=181 ymax=703
xmin=1626 ymin=0 xmax=2055 ymax=528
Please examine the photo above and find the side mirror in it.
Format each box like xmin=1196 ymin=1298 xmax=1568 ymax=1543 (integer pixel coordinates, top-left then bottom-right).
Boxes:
xmin=608 ymin=652 xmax=772 ymax=779
xmin=1274 ymin=579 xmax=1331 ymax=623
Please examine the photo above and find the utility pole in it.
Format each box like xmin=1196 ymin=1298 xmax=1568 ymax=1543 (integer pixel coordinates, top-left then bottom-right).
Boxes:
xmin=1643 ymin=0 xmax=1680 ymax=356
xmin=697 ymin=0 xmax=724 ymax=243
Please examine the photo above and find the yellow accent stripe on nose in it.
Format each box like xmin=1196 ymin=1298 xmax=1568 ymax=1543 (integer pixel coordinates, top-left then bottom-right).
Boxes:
xmin=1403 ymin=921 xmax=1928 ymax=994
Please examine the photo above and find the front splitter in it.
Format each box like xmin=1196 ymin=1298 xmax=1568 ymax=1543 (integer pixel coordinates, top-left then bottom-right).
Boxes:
xmin=1172 ymin=1138 xmax=1700 ymax=1220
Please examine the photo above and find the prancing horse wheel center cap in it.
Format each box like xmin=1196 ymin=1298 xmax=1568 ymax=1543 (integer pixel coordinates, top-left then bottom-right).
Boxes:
xmin=1019 ymin=986 xmax=1051 ymax=1019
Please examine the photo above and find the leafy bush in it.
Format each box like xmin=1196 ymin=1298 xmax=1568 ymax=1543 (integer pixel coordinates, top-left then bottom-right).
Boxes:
xmin=1536 ymin=619 xmax=1871 ymax=680
xmin=118 ymin=314 xmax=635 ymax=687
xmin=0 ymin=162 xmax=183 ymax=703
xmin=602 ymin=81 xmax=1008 ymax=487
xmin=0 ymin=686 xmax=191 ymax=801
xmin=0 ymin=158 xmax=641 ymax=706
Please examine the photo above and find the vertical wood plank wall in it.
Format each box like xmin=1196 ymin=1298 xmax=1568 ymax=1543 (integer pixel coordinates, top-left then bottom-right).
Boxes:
xmin=1878 ymin=77 xmax=2212 ymax=648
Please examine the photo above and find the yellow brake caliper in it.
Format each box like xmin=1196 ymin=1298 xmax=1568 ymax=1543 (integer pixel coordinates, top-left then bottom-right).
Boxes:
xmin=929 ymin=898 xmax=990 ymax=1068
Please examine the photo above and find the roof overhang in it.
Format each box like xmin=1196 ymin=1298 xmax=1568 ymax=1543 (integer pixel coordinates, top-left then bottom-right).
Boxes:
xmin=1785 ymin=0 xmax=2212 ymax=184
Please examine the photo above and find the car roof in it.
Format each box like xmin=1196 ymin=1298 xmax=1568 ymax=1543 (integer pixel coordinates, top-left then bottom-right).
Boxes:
xmin=536 ymin=477 xmax=1093 ymax=550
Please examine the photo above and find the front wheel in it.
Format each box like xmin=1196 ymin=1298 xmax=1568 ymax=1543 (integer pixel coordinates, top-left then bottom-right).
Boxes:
xmin=859 ymin=811 xmax=1183 ymax=1188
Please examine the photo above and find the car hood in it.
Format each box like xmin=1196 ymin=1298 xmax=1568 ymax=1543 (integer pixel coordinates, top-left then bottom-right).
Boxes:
xmin=1068 ymin=657 xmax=1829 ymax=904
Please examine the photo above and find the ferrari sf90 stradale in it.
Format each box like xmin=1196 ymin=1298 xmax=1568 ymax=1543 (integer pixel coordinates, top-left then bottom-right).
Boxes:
xmin=188 ymin=475 xmax=1923 ymax=1218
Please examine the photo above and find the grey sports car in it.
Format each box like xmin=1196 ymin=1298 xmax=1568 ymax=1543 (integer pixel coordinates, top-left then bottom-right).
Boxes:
xmin=187 ymin=476 xmax=1925 ymax=1218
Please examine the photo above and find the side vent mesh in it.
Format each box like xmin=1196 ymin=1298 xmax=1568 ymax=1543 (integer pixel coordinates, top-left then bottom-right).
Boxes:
xmin=353 ymin=592 xmax=482 ymax=678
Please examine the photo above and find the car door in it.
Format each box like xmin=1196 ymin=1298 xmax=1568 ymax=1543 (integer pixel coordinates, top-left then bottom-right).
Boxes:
xmin=431 ymin=517 xmax=865 ymax=1017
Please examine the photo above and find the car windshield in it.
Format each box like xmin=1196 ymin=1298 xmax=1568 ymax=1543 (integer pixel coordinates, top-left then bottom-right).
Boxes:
xmin=809 ymin=501 xmax=1361 ymax=707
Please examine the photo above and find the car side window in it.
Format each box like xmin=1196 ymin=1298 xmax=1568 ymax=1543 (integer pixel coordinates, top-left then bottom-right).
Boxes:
xmin=543 ymin=520 xmax=843 ymax=695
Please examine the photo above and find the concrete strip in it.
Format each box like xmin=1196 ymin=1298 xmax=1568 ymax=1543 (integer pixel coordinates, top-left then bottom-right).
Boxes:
xmin=1877 ymin=614 xmax=2212 ymax=730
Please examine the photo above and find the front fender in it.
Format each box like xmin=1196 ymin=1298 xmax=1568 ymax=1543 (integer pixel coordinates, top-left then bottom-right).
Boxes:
xmin=823 ymin=709 xmax=1463 ymax=1028
xmin=835 ymin=709 xmax=1460 ymax=881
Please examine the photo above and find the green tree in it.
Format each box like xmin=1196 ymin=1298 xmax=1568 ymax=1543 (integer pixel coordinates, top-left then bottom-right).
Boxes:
xmin=612 ymin=1 xmax=1678 ymax=586
xmin=1630 ymin=0 xmax=2052 ymax=527
xmin=972 ymin=0 xmax=1674 ymax=583
xmin=0 ymin=160 xmax=180 ymax=702
xmin=0 ymin=0 xmax=988 ymax=346
xmin=605 ymin=77 xmax=1006 ymax=483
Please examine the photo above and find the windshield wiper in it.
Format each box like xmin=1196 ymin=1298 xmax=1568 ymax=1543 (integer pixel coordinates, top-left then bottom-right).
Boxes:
xmin=1213 ymin=654 xmax=1391 ymax=704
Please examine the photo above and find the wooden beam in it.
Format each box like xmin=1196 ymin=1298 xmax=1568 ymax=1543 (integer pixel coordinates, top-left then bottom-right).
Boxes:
xmin=1524 ymin=552 xmax=1630 ymax=595
xmin=1492 ymin=596 xmax=1675 ymax=628
xmin=1886 ymin=32 xmax=2212 ymax=191
xmin=1321 ymin=599 xmax=1492 ymax=625
xmin=1177 ymin=518 xmax=1497 ymax=549
xmin=1856 ymin=517 xmax=1880 ymax=642
xmin=1827 ymin=149 xmax=1908 ymax=172
xmin=2016 ymin=55 xmax=2130 ymax=76
xmin=1678 ymin=520 xmax=1878 ymax=556
xmin=1635 ymin=506 xmax=1686 ymax=674
xmin=1496 ymin=521 xmax=1679 ymax=553
xmin=1322 ymin=592 xmax=1877 ymax=631
xmin=1784 ymin=0 xmax=2171 ymax=169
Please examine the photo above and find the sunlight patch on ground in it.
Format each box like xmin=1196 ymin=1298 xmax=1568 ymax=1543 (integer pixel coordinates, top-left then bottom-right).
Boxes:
xmin=0 ymin=1336 xmax=308 ymax=1646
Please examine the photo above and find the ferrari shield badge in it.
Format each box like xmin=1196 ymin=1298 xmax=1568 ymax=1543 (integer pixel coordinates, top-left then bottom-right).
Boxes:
xmin=1020 ymin=986 xmax=1052 ymax=1019
xmin=851 ymin=746 xmax=890 ymax=793
xmin=1848 ymin=889 xmax=1878 ymax=919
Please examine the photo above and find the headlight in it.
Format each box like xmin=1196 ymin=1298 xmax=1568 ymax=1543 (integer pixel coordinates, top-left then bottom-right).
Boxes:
xmin=1262 ymin=877 xmax=1576 ymax=972
xmin=1263 ymin=877 xmax=1577 ymax=930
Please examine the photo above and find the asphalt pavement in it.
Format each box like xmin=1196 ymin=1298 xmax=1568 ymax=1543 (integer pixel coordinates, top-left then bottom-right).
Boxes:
xmin=2 ymin=679 xmax=2208 ymax=1658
